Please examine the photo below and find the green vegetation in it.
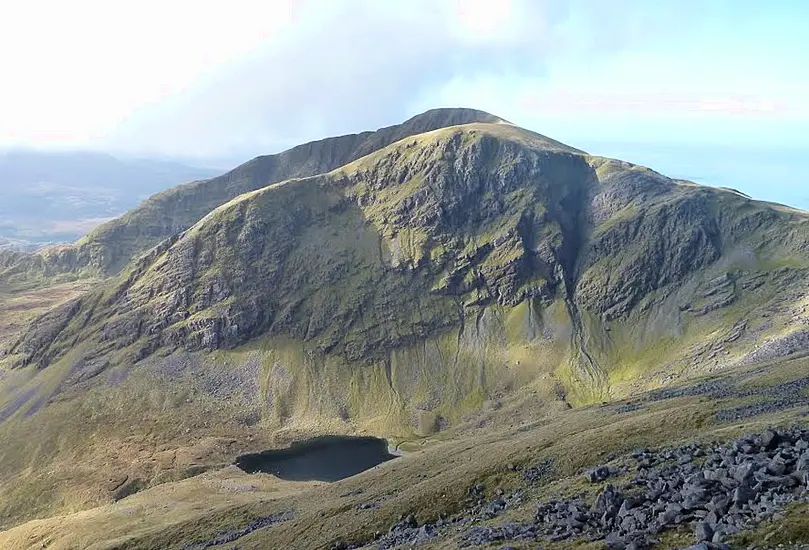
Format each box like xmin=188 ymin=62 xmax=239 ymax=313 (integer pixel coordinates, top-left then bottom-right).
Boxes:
xmin=1 ymin=354 xmax=807 ymax=549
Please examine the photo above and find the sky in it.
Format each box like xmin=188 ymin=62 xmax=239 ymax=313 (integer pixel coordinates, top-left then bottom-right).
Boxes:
xmin=1 ymin=0 xmax=808 ymax=205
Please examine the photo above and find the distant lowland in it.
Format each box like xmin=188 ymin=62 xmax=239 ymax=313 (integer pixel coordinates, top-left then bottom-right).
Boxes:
xmin=0 ymin=150 xmax=219 ymax=249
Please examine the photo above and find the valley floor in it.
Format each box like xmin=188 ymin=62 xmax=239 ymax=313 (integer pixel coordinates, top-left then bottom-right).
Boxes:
xmin=3 ymin=354 xmax=809 ymax=549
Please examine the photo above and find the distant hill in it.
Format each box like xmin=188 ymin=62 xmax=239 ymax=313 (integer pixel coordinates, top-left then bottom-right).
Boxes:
xmin=0 ymin=150 xmax=219 ymax=248
xmin=0 ymin=236 xmax=39 ymax=252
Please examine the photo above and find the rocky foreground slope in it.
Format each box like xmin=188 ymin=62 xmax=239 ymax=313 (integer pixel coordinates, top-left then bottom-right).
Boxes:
xmin=367 ymin=426 xmax=809 ymax=550
xmin=2 ymin=110 xmax=809 ymax=537
xmin=0 ymin=355 xmax=808 ymax=549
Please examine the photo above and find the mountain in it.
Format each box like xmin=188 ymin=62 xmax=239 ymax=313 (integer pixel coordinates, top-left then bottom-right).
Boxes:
xmin=0 ymin=150 xmax=219 ymax=248
xmin=1 ymin=109 xmax=809 ymax=543
xmin=10 ymin=118 xmax=809 ymax=396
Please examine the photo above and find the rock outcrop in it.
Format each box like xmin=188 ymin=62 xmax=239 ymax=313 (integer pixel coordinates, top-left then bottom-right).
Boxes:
xmin=341 ymin=427 xmax=809 ymax=550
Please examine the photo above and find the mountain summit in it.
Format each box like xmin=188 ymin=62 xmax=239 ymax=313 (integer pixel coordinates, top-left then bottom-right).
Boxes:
xmin=1 ymin=110 xmax=809 ymax=534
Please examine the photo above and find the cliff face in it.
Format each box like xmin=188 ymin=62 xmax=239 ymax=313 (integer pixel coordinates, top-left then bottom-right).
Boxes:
xmin=8 ymin=127 xmax=582 ymax=360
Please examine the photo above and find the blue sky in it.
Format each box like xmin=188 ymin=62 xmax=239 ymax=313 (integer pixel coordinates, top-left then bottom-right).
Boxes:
xmin=0 ymin=0 xmax=807 ymax=206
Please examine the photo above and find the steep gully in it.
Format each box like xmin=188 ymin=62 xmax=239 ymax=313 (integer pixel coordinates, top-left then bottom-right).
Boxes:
xmin=553 ymin=169 xmax=608 ymax=394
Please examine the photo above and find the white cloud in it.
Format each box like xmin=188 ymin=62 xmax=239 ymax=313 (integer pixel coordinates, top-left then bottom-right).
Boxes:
xmin=0 ymin=0 xmax=805 ymax=156
xmin=97 ymin=0 xmax=573 ymax=158
xmin=0 ymin=0 xmax=295 ymax=145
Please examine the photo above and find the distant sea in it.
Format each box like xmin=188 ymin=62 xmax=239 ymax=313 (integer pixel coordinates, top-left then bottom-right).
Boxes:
xmin=582 ymin=141 xmax=809 ymax=212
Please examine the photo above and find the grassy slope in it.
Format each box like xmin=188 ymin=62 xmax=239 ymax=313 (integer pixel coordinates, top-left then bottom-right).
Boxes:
xmin=1 ymin=353 xmax=808 ymax=549
xmin=0 ymin=279 xmax=97 ymax=350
